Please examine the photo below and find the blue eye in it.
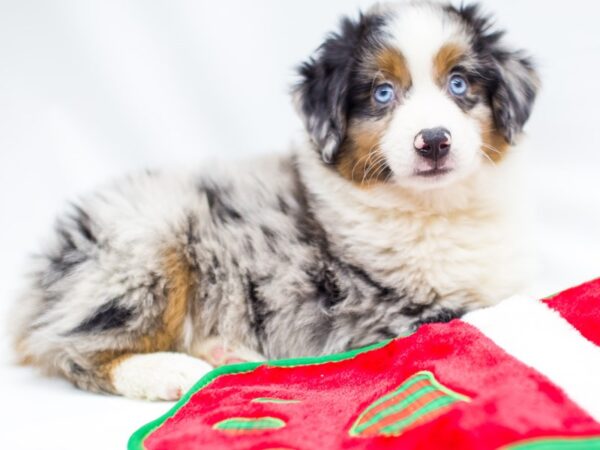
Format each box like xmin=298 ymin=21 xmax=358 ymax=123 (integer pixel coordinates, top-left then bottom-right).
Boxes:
xmin=449 ymin=74 xmax=468 ymax=96
xmin=373 ymin=83 xmax=395 ymax=104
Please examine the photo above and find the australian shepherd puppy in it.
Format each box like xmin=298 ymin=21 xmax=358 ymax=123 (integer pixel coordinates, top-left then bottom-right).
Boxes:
xmin=11 ymin=1 xmax=539 ymax=400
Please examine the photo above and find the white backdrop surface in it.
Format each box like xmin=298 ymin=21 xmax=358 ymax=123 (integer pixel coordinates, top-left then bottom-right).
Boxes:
xmin=1 ymin=1 xmax=599 ymax=449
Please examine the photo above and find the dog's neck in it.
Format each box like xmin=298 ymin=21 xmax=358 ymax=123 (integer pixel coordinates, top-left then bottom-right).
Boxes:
xmin=296 ymin=143 xmax=530 ymax=304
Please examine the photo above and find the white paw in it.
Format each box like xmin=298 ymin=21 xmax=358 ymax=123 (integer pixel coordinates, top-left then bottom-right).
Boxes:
xmin=111 ymin=352 xmax=213 ymax=401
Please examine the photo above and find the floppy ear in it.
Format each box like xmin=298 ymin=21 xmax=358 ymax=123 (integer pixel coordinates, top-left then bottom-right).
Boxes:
xmin=452 ymin=4 xmax=540 ymax=144
xmin=294 ymin=14 xmax=384 ymax=163
xmin=490 ymin=53 xmax=540 ymax=144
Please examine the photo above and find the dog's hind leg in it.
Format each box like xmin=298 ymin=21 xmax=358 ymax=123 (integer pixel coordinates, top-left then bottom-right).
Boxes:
xmin=11 ymin=203 xmax=214 ymax=400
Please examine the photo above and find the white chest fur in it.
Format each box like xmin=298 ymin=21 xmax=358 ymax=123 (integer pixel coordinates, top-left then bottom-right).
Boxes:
xmin=298 ymin=148 xmax=533 ymax=309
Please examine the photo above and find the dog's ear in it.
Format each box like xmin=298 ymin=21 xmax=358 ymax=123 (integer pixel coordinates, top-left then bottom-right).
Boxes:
xmin=294 ymin=14 xmax=384 ymax=163
xmin=453 ymin=4 xmax=540 ymax=144
xmin=490 ymin=53 xmax=540 ymax=144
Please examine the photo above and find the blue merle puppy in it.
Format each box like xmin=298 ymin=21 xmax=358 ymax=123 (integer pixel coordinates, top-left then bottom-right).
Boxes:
xmin=11 ymin=1 xmax=539 ymax=400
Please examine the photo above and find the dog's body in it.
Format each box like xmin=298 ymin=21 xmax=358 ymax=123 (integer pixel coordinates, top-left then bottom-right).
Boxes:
xmin=12 ymin=2 xmax=539 ymax=400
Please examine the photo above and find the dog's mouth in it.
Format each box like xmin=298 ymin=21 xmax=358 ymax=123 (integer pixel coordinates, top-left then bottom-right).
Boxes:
xmin=414 ymin=167 xmax=452 ymax=178
xmin=413 ymin=154 xmax=455 ymax=179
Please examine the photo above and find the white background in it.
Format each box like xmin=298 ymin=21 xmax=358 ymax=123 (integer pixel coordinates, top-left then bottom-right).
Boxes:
xmin=1 ymin=1 xmax=599 ymax=449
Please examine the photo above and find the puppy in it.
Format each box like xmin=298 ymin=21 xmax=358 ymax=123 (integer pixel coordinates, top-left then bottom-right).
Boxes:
xmin=11 ymin=1 xmax=539 ymax=400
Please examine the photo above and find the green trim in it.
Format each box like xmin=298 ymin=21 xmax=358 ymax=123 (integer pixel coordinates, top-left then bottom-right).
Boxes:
xmin=504 ymin=436 xmax=600 ymax=449
xmin=128 ymin=339 xmax=391 ymax=449
xmin=542 ymin=291 xmax=564 ymax=302
xmin=212 ymin=417 xmax=285 ymax=432
xmin=251 ymin=397 xmax=301 ymax=404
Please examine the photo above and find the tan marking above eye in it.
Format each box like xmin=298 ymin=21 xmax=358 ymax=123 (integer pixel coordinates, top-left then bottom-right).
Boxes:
xmin=375 ymin=48 xmax=412 ymax=89
xmin=433 ymin=43 xmax=467 ymax=85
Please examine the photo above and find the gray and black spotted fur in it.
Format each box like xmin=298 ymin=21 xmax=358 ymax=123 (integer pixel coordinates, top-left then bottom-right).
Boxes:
xmin=12 ymin=156 xmax=460 ymax=393
xmin=11 ymin=1 xmax=538 ymax=396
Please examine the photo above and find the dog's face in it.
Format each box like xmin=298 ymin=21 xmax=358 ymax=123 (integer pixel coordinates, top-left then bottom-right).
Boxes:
xmin=295 ymin=2 xmax=539 ymax=190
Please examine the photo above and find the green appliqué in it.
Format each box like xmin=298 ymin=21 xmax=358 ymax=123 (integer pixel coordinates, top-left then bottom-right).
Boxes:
xmin=350 ymin=371 xmax=469 ymax=437
xmin=213 ymin=417 xmax=286 ymax=432
xmin=251 ymin=397 xmax=301 ymax=404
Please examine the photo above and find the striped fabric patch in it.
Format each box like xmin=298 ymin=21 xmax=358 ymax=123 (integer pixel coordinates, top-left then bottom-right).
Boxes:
xmin=350 ymin=371 xmax=469 ymax=437
xmin=212 ymin=417 xmax=285 ymax=433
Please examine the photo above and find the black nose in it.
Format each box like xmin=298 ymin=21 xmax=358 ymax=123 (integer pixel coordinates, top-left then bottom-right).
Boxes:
xmin=414 ymin=127 xmax=452 ymax=161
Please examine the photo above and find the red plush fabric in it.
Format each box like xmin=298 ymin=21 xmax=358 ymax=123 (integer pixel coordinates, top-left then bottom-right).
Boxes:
xmin=546 ymin=278 xmax=600 ymax=346
xmin=140 ymin=320 xmax=600 ymax=450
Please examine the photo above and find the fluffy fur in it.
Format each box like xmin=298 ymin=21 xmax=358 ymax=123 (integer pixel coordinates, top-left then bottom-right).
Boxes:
xmin=11 ymin=1 xmax=539 ymax=400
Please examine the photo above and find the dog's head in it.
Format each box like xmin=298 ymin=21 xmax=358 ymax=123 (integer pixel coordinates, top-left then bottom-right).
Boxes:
xmin=294 ymin=2 xmax=539 ymax=190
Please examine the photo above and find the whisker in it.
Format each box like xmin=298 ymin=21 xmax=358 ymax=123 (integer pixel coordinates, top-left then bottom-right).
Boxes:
xmin=362 ymin=148 xmax=385 ymax=184
xmin=350 ymin=149 xmax=374 ymax=182
xmin=370 ymin=156 xmax=391 ymax=182
xmin=481 ymin=142 xmax=502 ymax=154
xmin=479 ymin=148 xmax=497 ymax=166
xmin=350 ymin=144 xmax=381 ymax=184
